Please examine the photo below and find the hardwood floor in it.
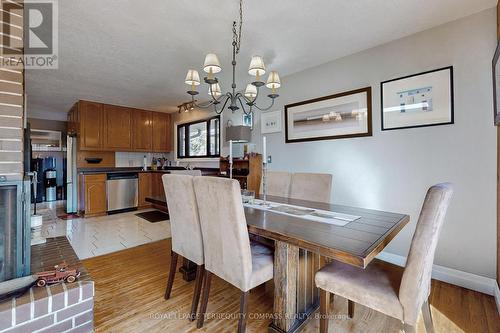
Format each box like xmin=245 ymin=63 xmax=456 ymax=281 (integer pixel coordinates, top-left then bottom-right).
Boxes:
xmin=82 ymin=239 xmax=500 ymax=333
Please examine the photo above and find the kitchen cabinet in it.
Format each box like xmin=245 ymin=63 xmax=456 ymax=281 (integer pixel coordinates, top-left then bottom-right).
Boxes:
xmin=104 ymin=104 xmax=132 ymax=150
xmin=82 ymin=174 xmax=107 ymax=217
xmin=132 ymin=110 xmax=153 ymax=151
xmin=138 ymin=172 xmax=152 ymax=208
xmin=152 ymin=112 xmax=171 ymax=152
xmin=151 ymin=173 xmax=165 ymax=198
xmin=79 ymin=101 xmax=104 ymax=151
xmin=70 ymin=100 xmax=171 ymax=153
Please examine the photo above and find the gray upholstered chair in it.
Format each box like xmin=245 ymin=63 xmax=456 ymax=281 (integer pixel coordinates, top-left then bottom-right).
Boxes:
xmin=260 ymin=171 xmax=292 ymax=197
xmin=161 ymin=174 xmax=204 ymax=321
xmin=315 ymin=183 xmax=453 ymax=333
xmin=290 ymin=172 xmax=333 ymax=203
xmin=193 ymin=176 xmax=274 ymax=333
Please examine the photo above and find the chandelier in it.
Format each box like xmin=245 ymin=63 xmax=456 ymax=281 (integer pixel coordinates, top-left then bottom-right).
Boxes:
xmin=183 ymin=0 xmax=281 ymax=115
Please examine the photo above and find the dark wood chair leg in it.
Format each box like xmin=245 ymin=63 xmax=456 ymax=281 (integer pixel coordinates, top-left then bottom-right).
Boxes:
xmin=422 ymin=300 xmax=435 ymax=333
xmin=164 ymin=251 xmax=178 ymax=300
xmin=189 ymin=265 xmax=205 ymax=322
xmin=347 ymin=299 xmax=354 ymax=318
xmin=237 ymin=291 xmax=249 ymax=333
xmin=196 ymin=271 xmax=212 ymax=329
xmin=319 ymin=289 xmax=330 ymax=333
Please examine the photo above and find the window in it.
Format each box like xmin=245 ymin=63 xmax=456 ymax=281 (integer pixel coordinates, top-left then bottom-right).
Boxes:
xmin=177 ymin=116 xmax=220 ymax=159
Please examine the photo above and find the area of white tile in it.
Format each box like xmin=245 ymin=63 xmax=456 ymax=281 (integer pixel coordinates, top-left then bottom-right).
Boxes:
xmin=34 ymin=201 xmax=171 ymax=260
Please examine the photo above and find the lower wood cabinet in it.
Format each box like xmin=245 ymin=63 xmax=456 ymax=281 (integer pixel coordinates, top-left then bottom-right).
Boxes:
xmin=151 ymin=173 xmax=165 ymax=198
xmin=81 ymin=174 xmax=107 ymax=217
xmin=138 ymin=173 xmax=152 ymax=208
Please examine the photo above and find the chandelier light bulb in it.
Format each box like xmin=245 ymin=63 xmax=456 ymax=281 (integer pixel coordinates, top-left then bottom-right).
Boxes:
xmin=244 ymin=84 xmax=257 ymax=100
xmin=203 ymin=53 xmax=222 ymax=75
xmin=248 ymin=56 xmax=266 ymax=80
xmin=265 ymin=71 xmax=281 ymax=93
xmin=208 ymin=83 xmax=222 ymax=98
xmin=185 ymin=69 xmax=200 ymax=86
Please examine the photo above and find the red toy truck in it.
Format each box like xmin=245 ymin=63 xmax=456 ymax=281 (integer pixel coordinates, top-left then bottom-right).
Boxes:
xmin=35 ymin=263 xmax=80 ymax=287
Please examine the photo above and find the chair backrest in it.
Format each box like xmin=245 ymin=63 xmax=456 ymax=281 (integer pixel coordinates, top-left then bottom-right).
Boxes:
xmin=399 ymin=183 xmax=453 ymax=325
xmin=193 ymin=176 xmax=253 ymax=292
xmin=290 ymin=172 xmax=333 ymax=203
xmin=162 ymin=174 xmax=204 ymax=265
xmin=260 ymin=171 xmax=292 ymax=197
xmin=169 ymin=169 xmax=202 ymax=176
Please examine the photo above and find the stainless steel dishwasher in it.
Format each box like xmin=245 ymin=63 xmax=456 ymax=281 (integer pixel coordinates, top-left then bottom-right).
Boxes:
xmin=106 ymin=173 xmax=138 ymax=213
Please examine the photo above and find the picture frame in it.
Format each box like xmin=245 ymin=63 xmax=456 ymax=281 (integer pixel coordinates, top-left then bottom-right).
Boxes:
xmin=260 ymin=110 xmax=282 ymax=134
xmin=284 ymin=87 xmax=372 ymax=143
xmin=242 ymin=112 xmax=253 ymax=129
xmin=492 ymin=40 xmax=500 ymax=125
xmin=381 ymin=66 xmax=454 ymax=131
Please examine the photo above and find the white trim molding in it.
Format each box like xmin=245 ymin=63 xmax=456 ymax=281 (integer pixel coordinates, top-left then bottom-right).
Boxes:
xmin=377 ymin=251 xmax=499 ymax=314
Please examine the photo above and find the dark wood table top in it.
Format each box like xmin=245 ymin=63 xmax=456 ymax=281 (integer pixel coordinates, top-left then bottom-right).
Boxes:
xmin=145 ymin=194 xmax=410 ymax=268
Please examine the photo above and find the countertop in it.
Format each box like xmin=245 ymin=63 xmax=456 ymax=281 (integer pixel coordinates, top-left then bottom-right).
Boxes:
xmin=77 ymin=166 xmax=219 ymax=175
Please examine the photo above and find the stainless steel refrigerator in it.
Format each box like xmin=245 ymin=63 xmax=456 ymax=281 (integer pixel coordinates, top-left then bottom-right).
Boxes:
xmin=66 ymin=135 xmax=78 ymax=214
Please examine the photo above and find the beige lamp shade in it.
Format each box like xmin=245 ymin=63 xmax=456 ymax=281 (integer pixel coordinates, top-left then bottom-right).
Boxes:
xmin=203 ymin=53 xmax=222 ymax=74
xmin=248 ymin=56 xmax=266 ymax=76
xmin=225 ymin=125 xmax=251 ymax=143
xmin=244 ymin=84 xmax=257 ymax=99
xmin=266 ymin=71 xmax=281 ymax=89
xmin=208 ymin=83 xmax=222 ymax=98
xmin=185 ymin=69 xmax=200 ymax=86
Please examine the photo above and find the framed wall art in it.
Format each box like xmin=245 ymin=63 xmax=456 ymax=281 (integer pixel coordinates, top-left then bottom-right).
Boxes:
xmin=492 ymin=40 xmax=500 ymax=125
xmin=260 ymin=110 xmax=282 ymax=134
xmin=284 ymin=87 xmax=372 ymax=143
xmin=242 ymin=112 xmax=253 ymax=129
xmin=381 ymin=66 xmax=454 ymax=130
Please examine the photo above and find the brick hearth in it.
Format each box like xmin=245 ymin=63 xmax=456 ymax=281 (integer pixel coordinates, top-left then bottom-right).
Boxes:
xmin=0 ymin=237 xmax=94 ymax=333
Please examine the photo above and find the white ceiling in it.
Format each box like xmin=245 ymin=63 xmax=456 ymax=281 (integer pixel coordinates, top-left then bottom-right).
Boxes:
xmin=26 ymin=0 xmax=496 ymax=120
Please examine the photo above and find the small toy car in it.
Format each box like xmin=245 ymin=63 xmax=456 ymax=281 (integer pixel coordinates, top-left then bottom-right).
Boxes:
xmin=35 ymin=263 xmax=80 ymax=287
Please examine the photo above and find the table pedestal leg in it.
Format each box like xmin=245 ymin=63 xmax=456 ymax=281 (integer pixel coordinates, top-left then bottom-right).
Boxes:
xmin=179 ymin=258 xmax=197 ymax=282
xmin=269 ymin=242 xmax=320 ymax=333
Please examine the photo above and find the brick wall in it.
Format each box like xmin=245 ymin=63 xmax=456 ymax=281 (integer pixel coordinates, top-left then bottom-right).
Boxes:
xmin=0 ymin=281 xmax=94 ymax=333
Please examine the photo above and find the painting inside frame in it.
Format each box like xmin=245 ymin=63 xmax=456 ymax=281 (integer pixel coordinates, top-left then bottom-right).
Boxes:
xmin=285 ymin=87 xmax=372 ymax=143
xmin=381 ymin=66 xmax=454 ymax=130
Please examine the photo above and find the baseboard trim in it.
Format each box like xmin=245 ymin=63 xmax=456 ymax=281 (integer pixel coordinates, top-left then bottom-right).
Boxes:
xmin=376 ymin=251 xmax=497 ymax=297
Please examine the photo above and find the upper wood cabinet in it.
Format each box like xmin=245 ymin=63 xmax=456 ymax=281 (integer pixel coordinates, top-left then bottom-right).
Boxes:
xmin=132 ymin=110 xmax=153 ymax=151
xmin=152 ymin=112 xmax=171 ymax=152
xmin=104 ymin=104 xmax=132 ymax=150
xmin=79 ymin=101 xmax=104 ymax=151
xmin=71 ymin=100 xmax=171 ymax=153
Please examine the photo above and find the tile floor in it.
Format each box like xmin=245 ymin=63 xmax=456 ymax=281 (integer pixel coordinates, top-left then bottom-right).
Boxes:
xmin=33 ymin=201 xmax=171 ymax=260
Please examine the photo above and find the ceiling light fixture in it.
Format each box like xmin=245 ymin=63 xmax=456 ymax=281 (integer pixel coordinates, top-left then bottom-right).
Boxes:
xmin=183 ymin=0 xmax=280 ymax=116
xmin=177 ymin=101 xmax=196 ymax=113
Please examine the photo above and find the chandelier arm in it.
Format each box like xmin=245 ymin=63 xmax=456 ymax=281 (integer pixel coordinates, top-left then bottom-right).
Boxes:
xmin=252 ymin=97 xmax=276 ymax=111
xmin=237 ymin=96 xmax=253 ymax=115
xmin=217 ymin=95 xmax=231 ymax=114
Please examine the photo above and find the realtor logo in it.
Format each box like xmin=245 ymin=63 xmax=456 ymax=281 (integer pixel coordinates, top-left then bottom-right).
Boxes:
xmin=1 ymin=0 xmax=58 ymax=69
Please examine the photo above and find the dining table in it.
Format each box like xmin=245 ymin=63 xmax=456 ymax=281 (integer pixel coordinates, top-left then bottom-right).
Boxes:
xmin=146 ymin=193 xmax=410 ymax=333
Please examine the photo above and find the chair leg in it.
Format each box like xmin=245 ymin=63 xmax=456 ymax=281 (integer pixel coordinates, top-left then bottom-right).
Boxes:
xmin=403 ymin=323 xmax=416 ymax=333
xmin=237 ymin=291 xmax=249 ymax=333
xmin=189 ymin=265 xmax=205 ymax=322
xmin=197 ymin=271 xmax=212 ymax=329
xmin=347 ymin=299 xmax=354 ymax=318
xmin=164 ymin=251 xmax=178 ymax=300
xmin=422 ymin=300 xmax=435 ymax=333
xmin=319 ymin=289 xmax=330 ymax=333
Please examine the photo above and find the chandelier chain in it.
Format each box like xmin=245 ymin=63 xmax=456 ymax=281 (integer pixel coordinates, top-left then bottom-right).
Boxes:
xmin=233 ymin=0 xmax=243 ymax=54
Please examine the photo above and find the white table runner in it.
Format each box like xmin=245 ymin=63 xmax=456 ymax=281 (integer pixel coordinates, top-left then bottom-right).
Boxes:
xmin=244 ymin=199 xmax=360 ymax=226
